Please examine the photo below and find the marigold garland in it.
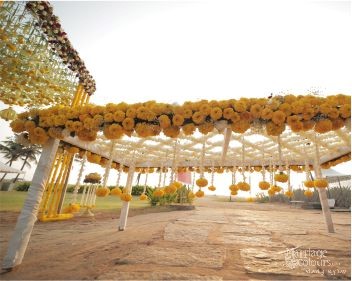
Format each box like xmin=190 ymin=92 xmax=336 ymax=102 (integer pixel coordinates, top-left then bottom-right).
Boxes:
xmin=10 ymin=94 xmax=350 ymax=145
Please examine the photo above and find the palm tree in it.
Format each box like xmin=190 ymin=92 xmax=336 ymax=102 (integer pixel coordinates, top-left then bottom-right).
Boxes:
xmin=0 ymin=136 xmax=41 ymax=183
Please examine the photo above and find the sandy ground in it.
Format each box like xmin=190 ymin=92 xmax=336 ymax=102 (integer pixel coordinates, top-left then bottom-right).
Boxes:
xmin=0 ymin=197 xmax=350 ymax=280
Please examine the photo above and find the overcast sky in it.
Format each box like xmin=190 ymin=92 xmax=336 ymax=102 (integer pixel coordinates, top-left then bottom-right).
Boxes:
xmin=0 ymin=0 xmax=351 ymax=194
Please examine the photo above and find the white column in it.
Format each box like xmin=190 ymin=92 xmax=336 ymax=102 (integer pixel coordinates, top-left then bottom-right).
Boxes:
xmin=2 ymin=138 xmax=59 ymax=269
xmin=118 ymin=164 xmax=135 ymax=231
xmin=313 ymin=135 xmax=335 ymax=233
xmin=72 ymin=153 xmax=86 ymax=204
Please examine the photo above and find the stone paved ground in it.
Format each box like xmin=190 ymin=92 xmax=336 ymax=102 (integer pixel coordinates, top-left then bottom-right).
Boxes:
xmin=0 ymin=197 xmax=350 ymax=280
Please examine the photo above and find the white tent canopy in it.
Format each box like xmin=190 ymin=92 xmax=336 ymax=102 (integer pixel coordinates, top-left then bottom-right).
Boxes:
xmin=0 ymin=162 xmax=25 ymax=174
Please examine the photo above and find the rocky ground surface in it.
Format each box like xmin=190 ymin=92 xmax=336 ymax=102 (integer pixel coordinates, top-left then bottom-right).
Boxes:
xmin=0 ymin=196 xmax=350 ymax=280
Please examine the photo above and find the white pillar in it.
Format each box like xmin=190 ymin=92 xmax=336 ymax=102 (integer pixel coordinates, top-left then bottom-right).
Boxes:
xmin=118 ymin=164 xmax=135 ymax=231
xmin=313 ymin=135 xmax=335 ymax=233
xmin=72 ymin=153 xmax=86 ymax=204
xmin=2 ymin=138 xmax=59 ymax=269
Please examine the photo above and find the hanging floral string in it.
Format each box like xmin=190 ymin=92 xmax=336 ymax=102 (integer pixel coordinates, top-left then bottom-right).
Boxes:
xmin=236 ymin=136 xmax=250 ymax=192
xmin=208 ymin=163 xmax=216 ymax=191
xmin=196 ymin=138 xmax=208 ymax=188
xmin=313 ymin=134 xmax=329 ymax=189
xmin=72 ymin=151 xmax=86 ymax=204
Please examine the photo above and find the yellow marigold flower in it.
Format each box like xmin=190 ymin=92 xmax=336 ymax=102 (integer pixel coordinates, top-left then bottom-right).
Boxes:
xmin=266 ymin=121 xmax=285 ymax=136
xmin=274 ymin=172 xmax=288 ymax=183
xmin=153 ymin=188 xmax=164 ymax=197
xmin=339 ymin=104 xmax=351 ymax=118
xmin=331 ymin=118 xmax=345 ymax=130
xmin=237 ymin=182 xmax=250 ymax=191
xmin=290 ymin=121 xmax=303 ymax=132
xmin=139 ymin=194 xmax=148 ymax=200
xmin=93 ymin=115 xmax=104 ymax=127
xmin=192 ymin=111 xmax=205 ymax=124
xmin=195 ymin=189 xmax=204 ymax=198
xmin=233 ymin=101 xmax=247 ymax=113
xmin=25 ymin=120 xmax=36 ymax=132
xmin=250 ymin=104 xmax=262 ymax=118
xmin=65 ymin=120 xmax=74 ymax=131
xmin=223 ymin=108 xmax=235 ymax=120
xmin=301 ymin=120 xmax=314 ymax=131
xmin=304 ymin=180 xmax=315 ymax=188
xmin=261 ymin=107 xmax=273 ymax=120
xmin=122 ymin=118 xmax=135 ymax=131
xmin=230 ymin=112 xmax=240 ymax=123
xmin=210 ymin=107 xmax=222 ymax=120
xmin=163 ymin=125 xmax=180 ymax=138
xmin=314 ymin=119 xmax=332 ymax=134
xmin=158 ymin=114 xmax=171 ymax=128
xmin=104 ymin=112 xmax=114 ymax=122
xmin=229 ymin=184 xmax=238 ymax=191
xmin=10 ymin=119 xmax=25 ymax=133
xmin=198 ymin=122 xmax=214 ymax=134
xmin=113 ymin=110 xmax=125 ymax=122
xmin=328 ymin=108 xmax=339 ymax=119
xmin=291 ymin=101 xmax=304 ymax=114
xmin=196 ymin=178 xmax=208 ymax=187
xmin=231 ymin=120 xmax=250 ymax=133
xmin=182 ymin=123 xmax=196 ymax=135
xmin=48 ymin=127 xmax=64 ymax=139
xmin=172 ymin=114 xmax=184 ymax=126
xmin=231 ymin=190 xmax=238 ymax=196
xmin=271 ymin=110 xmax=286 ymax=125
xmin=73 ymin=121 xmax=83 ymax=132
xmin=120 ymin=193 xmax=133 ymax=202
xmin=279 ymin=103 xmax=292 ymax=116
xmin=135 ymin=123 xmax=151 ymax=137
xmin=319 ymin=103 xmax=333 ymax=115
xmin=126 ymin=108 xmax=137 ymax=118
xmin=77 ymin=129 xmax=97 ymax=142
xmin=183 ymin=108 xmax=193 ymax=118
xmin=199 ymin=104 xmax=211 ymax=115
xmin=304 ymin=190 xmax=313 ymax=197
xmin=314 ymin=179 xmax=328 ymax=188
xmin=67 ymin=147 xmax=80 ymax=154
xmin=285 ymin=190 xmax=294 ymax=198
xmin=259 ymin=181 xmax=270 ymax=190
xmin=96 ymin=187 xmax=110 ymax=197
xmin=110 ymin=187 xmax=122 ymax=196
xmin=208 ymin=185 xmax=216 ymax=191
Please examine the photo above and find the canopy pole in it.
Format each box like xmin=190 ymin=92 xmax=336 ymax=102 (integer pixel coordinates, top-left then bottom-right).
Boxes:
xmin=313 ymin=134 xmax=335 ymax=233
xmin=118 ymin=162 xmax=135 ymax=231
xmin=2 ymin=138 xmax=59 ymax=269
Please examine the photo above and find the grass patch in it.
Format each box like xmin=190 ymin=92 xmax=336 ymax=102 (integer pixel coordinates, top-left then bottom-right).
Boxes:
xmin=0 ymin=191 xmax=149 ymax=212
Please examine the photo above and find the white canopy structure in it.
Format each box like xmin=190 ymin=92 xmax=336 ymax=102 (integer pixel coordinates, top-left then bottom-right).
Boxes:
xmin=0 ymin=162 xmax=25 ymax=174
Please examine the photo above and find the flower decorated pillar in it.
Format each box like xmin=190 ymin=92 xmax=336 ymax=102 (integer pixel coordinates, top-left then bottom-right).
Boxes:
xmin=118 ymin=163 xmax=136 ymax=231
xmin=3 ymin=138 xmax=59 ymax=269
xmin=313 ymin=135 xmax=335 ymax=233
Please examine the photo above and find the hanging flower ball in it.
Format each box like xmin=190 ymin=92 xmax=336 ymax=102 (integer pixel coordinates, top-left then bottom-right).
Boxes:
xmin=153 ymin=188 xmax=165 ymax=197
xmin=139 ymin=194 xmax=148 ymax=200
xmin=196 ymin=178 xmax=208 ymax=188
xmin=314 ymin=179 xmax=328 ymax=188
xmin=63 ymin=203 xmax=80 ymax=213
xmin=231 ymin=190 xmax=238 ymax=196
xmin=195 ymin=190 xmax=205 ymax=198
xmin=284 ymin=190 xmax=294 ymax=198
xmin=271 ymin=185 xmax=282 ymax=192
xmin=0 ymin=107 xmax=17 ymax=121
xmin=67 ymin=146 xmax=80 ymax=154
xmin=237 ymin=182 xmax=250 ymax=191
xmin=304 ymin=190 xmax=314 ymax=197
xmin=274 ymin=172 xmax=289 ymax=183
xmin=304 ymin=180 xmax=315 ymax=188
xmin=96 ymin=187 xmax=110 ymax=197
xmin=229 ymin=184 xmax=238 ymax=192
xmin=110 ymin=187 xmax=122 ymax=196
xmin=120 ymin=193 xmax=133 ymax=202
xmin=208 ymin=185 xmax=216 ymax=191
xmin=268 ymin=188 xmax=276 ymax=196
xmin=259 ymin=181 xmax=270 ymax=190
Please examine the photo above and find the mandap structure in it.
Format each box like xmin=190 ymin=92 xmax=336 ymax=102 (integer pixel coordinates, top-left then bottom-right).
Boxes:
xmin=0 ymin=1 xmax=351 ymax=270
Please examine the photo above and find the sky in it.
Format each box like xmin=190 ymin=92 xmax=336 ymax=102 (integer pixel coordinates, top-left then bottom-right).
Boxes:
xmin=0 ymin=0 xmax=351 ymax=195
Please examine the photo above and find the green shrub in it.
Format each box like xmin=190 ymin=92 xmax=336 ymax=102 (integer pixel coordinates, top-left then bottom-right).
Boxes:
xmin=15 ymin=182 xmax=30 ymax=191
xmin=131 ymin=185 xmax=153 ymax=195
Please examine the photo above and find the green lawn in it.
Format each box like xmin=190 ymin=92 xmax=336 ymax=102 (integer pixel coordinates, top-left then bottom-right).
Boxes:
xmin=0 ymin=191 xmax=149 ymax=212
